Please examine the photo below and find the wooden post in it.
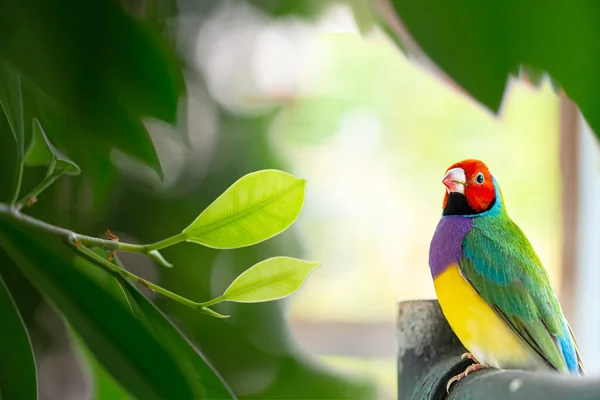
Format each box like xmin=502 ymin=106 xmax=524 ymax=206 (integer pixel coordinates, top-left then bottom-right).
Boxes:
xmin=397 ymin=299 xmax=470 ymax=400
xmin=558 ymin=97 xmax=579 ymax=320
xmin=397 ymin=299 xmax=600 ymax=399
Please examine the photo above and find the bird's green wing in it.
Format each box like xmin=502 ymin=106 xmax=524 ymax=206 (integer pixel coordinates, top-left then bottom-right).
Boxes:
xmin=566 ymin=322 xmax=585 ymax=373
xmin=460 ymin=216 xmax=581 ymax=373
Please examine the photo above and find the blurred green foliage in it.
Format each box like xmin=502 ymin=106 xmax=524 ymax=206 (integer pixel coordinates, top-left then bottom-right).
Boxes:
xmin=111 ymin=112 xmax=376 ymax=399
xmin=0 ymin=275 xmax=36 ymax=399
xmin=0 ymin=0 xmax=185 ymax=177
xmin=3 ymin=0 xmax=586 ymax=398
xmin=0 ymin=221 xmax=201 ymax=400
xmin=249 ymin=0 xmax=331 ymax=19
xmin=386 ymin=0 xmax=600 ymax=138
xmin=0 ymin=0 xmax=378 ymax=399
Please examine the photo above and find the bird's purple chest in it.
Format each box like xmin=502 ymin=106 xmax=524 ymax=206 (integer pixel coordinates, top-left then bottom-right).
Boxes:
xmin=429 ymin=216 xmax=473 ymax=279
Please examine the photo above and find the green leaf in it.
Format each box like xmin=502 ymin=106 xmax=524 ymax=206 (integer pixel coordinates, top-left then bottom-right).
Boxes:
xmin=200 ymin=306 xmax=230 ymax=319
xmin=0 ymin=275 xmax=37 ymax=400
xmin=0 ymin=62 xmax=24 ymax=148
xmin=0 ymin=220 xmax=195 ymax=400
xmin=516 ymin=66 xmax=547 ymax=89
xmin=24 ymin=118 xmax=80 ymax=175
xmin=0 ymin=63 xmax=37 ymax=155
xmin=384 ymin=0 xmax=600 ymax=138
xmin=183 ymin=170 xmax=306 ymax=249
xmin=0 ymin=0 xmax=188 ymax=177
xmin=121 ymin=283 xmax=235 ymax=398
xmin=72 ymin=332 xmax=131 ymax=400
xmin=85 ymin=248 xmax=235 ymax=399
xmin=31 ymin=88 xmax=164 ymax=180
xmin=386 ymin=0 xmax=509 ymax=113
xmin=249 ymin=0 xmax=330 ymax=19
xmin=82 ymin=248 xmax=137 ymax=313
xmin=220 ymin=257 xmax=320 ymax=303
xmin=348 ymin=0 xmax=376 ymax=35
xmin=148 ymin=249 xmax=173 ymax=268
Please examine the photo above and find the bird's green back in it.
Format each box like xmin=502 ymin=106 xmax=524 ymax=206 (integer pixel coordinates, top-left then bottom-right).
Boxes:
xmin=460 ymin=184 xmax=583 ymax=374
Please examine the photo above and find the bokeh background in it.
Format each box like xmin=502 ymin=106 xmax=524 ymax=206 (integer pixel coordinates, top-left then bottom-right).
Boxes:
xmin=3 ymin=0 xmax=593 ymax=399
xmin=172 ymin=2 xmax=561 ymax=398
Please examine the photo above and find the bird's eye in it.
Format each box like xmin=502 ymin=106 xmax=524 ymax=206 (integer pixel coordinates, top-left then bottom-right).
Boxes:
xmin=476 ymin=173 xmax=485 ymax=184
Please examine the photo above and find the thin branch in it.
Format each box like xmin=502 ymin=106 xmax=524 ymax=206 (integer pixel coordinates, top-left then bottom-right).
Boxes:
xmin=72 ymin=242 xmax=195 ymax=306
xmin=15 ymin=171 xmax=61 ymax=210
xmin=15 ymin=156 xmax=60 ymax=210
xmin=0 ymin=202 xmax=180 ymax=267
xmin=0 ymin=201 xmax=228 ymax=316
xmin=70 ymin=241 xmax=226 ymax=317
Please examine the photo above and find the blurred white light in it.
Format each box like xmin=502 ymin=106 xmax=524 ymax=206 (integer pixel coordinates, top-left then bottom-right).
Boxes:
xmin=253 ymin=22 xmax=313 ymax=96
xmin=195 ymin=2 xmax=356 ymax=116
xmin=314 ymin=3 xmax=360 ymax=33
xmin=195 ymin=3 xmax=271 ymax=115
xmin=336 ymin=108 xmax=382 ymax=159
xmin=111 ymin=84 xmax=219 ymax=196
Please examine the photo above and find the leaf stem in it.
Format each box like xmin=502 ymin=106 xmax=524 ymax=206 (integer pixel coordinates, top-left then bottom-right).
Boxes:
xmin=198 ymin=296 xmax=226 ymax=308
xmin=8 ymin=72 xmax=25 ymax=205
xmin=15 ymin=171 xmax=61 ymax=210
xmin=147 ymin=233 xmax=188 ymax=251
xmin=8 ymin=156 xmax=24 ymax=205
xmin=70 ymin=241 xmax=226 ymax=317
xmin=0 ymin=203 xmax=227 ymax=317
xmin=0 ymin=205 xmax=229 ymax=318
xmin=45 ymin=156 xmax=57 ymax=178
xmin=72 ymin=242 xmax=199 ymax=307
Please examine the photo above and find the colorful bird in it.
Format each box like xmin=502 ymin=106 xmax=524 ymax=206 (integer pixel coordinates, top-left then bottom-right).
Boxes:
xmin=429 ymin=159 xmax=584 ymax=390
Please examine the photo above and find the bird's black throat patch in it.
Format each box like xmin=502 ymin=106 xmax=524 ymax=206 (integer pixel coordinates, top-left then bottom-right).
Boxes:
xmin=442 ymin=192 xmax=495 ymax=216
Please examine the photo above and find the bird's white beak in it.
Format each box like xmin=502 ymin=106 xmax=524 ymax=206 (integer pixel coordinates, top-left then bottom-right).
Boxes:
xmin=442 ymin=168 xmax=466 ymax=194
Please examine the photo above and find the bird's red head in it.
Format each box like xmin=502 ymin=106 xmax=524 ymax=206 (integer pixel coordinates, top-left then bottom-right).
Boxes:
xmin=442 ymin=159 xmax=496 ymax=214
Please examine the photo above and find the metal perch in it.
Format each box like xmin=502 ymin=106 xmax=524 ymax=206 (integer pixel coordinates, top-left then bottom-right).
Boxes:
xmin=397 ymin=300 xmax=598 ymax=400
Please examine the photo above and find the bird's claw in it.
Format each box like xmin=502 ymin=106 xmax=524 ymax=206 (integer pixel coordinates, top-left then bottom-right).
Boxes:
xmin=446 ymin=363 xmax=487 ymax=393
xmin=460 ymin=352 xmax=477 ymax=361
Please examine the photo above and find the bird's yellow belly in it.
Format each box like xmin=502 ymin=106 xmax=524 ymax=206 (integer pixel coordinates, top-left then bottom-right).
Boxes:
xmin=434 ymin=265 xmax=545 ymax=369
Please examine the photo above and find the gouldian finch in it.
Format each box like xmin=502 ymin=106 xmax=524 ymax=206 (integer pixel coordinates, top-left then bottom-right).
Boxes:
xmin=429 ymin=159 xmax=584 ymax=388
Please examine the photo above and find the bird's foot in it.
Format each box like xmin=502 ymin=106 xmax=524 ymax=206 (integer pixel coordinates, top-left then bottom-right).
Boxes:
xmin=460 ymin=352 xmax=477 ymax=362
xmin=446 ymin=362 xmax=487 ymax=393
